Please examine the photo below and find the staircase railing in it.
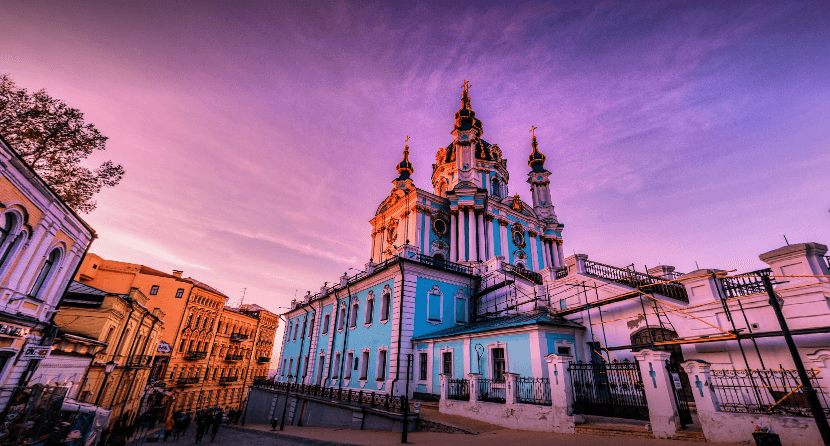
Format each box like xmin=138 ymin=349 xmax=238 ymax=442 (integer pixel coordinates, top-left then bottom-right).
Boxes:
xmin=584 ymin=260 xmax=688 ymax=303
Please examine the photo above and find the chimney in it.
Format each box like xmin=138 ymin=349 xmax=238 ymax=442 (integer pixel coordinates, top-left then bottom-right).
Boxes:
xmin=172 ymin=270 xmax=183 ymax=278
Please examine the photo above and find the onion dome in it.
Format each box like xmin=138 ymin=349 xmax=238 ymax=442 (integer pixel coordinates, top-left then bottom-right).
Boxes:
xmin=454 ymin=88 xmax=483 ymax=135
xmin=528 ymin=135 xmax=547 ymax=173
xmin=396 ymin=145 xmax=414 ymax=180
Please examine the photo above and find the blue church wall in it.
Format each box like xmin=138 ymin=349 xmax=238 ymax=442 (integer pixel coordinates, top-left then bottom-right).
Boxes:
xmin=467 ymin=333 xmax=532 ymax=379
xmin=329 ymin=277 xmax=396 ymax=391
xmin=432 ymin=340 xmax=464 ymax=383
xmin=536 ymin=236 xmax=544 ymax=270
xmin=412 ymin=277 xmax=472 ymax=339
xmin=279 ymin=311 xmax=315 ymax=381
xmin=544 ymin=332 xmax=578 ymax=361
xmin=310 ymin=303 xmax=334 ymax=383
xmin=493 ymin=218 xmax=502 ymax=256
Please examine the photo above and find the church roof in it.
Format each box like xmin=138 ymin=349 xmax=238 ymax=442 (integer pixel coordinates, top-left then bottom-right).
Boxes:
xmin=528 ymin=135 xmax=547 ymax=173
xmin=411 ymin=310 xmax=583 ymax=341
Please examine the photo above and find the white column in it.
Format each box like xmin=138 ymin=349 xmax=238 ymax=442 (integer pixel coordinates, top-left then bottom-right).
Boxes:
xmin=529 ymin=235 xmax=539 ymax=271
xmin=487 ymin=217 xmax=495 ymax=259
xmin=477 ymin=213 xmax=486 ymax=262
xmin=546 ymin=354 xmax=576 ymax=434
xmin=551 ymin=242 xmax=561 ymax=268
xmin=423 ymin=213 xmax=431 ymax=254
xmin=450 ymin=212 xmax=457 ymax=262
xmin=468 ymin=208 xmax=476 ymax=261
xmin=458 ymin=209 xmax=467 ymax=262
xmin=557 ymin=242 xmax=566 ymax=266
xmin=499 ymin=221 xmax=509 ymax=261
xmin=541 ymin=240 xmax=550 ymax=268
xmin=413 ymin=211 xmax=422 ymax=249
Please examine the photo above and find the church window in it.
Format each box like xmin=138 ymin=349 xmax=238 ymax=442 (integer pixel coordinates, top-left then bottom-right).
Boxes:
xmin=360 ymin=350 xmax=370 ymax=380
xmin=455 ymin=293 xmax=467 ymax=324
xmin=512 ymin=231 xmax=525 ymax=247
xmin=350 ymin=301 xmax=359 ymax=328
xmin=288 ymin=358 xmax=294 ymax=377
xmin=376 ymin=349 xmax=387 ymax=381
xmin=432 ymin=218 xmax=447 ymax=236
xmin=427 ymin=286 xmax=442 ymax=322
xmin=380 ymin=292 xmax=391 ymax=322
xmin=338 ymin=305 xmax=346 ymax=330
xmin=321 ymin=314 xmax=330 ymax=334
xmin=433 ymin=253 xmax=445 ymax=261
xmin=365 ymin=293 xmax=374 ymax=325
xmin=491 ymin=177 xmax=501 ymax=197
xmin=332 ymin=352 xmax=341 ymax=379
xmin=0 ymin=212 xmax=21 ymax=273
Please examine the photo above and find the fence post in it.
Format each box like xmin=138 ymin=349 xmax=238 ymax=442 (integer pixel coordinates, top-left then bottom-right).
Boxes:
xmin=438 ymin=373 xmax=449 ymax=411
xmin=633 ymin=349 xmax=679 ymax=439
xmin=545 ymin=353 xmax=575 ymax=434
xmin=467 ymin=373 xmax=480 ymax=403
xmin=503 ymin=373 xmax=519 ymax=405
xmin=681 ymin=360 xmax=719 ymax=442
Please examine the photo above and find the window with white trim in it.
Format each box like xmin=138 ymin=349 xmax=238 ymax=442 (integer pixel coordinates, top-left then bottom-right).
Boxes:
xmin=427 ymin=285 xmax=442 ymax=323
xmin=322 ymin=313 xmax=330 ymax=335
xmin=293 ymin=322 xmax=299 ymax=341
xmin=365 ymin=293 xmax=374 ymax=325
xmin=454 ymin=290 xmax=467 ymax=323
xmin=360 ymin=350 xmax=370 ymax=380
xmin=350 ymin=301 xmax=359 ymax=328
xmin=376 ymin=349 xmax=387 ymax=381
xmin=288 ymin=358 xmax=294 ymax=377
xmin=442 ymin=351 xmax=452 ymax=375
xmin=344 ymin=351 xmax=354 ymax=379
xmin=419 ymin=353 xmax=428 ymax=381
xmin=492 ymin=348 xmax=505 ymax=381
xmin=338 ymin=305 xmax=347 ymax=330
xmin=332 ymin=352 xmax=341 ymax=378
xmin=380 ymin=291 xmax=391 ymax=322
xmin=30 ymin=248 xmax=61 ymax=298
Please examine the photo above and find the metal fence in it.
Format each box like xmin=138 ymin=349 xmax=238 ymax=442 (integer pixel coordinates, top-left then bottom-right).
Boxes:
xmin=477 ymin=378 xmax=506 ymax=403
xmin=448 ymin=379 xmax=470 ymax=401
xmin=710 ymin=368 xmax=830 ymax=417
xmin=718 ymin=268 xmax=773 ymax=299
xmin=568 ymin=359 xmax=650 ymax=421
xmin=252 ymin=380 xmax=405 ymax=414
xmin=515 ymin=377 xmax=551 ymax=406
xmin=414 ymin=254 xmax=473 ymax=275
xmin=584 ymin=260 xmax=689 ymax=302
xmin=503 ymin=263 xmax=544 ymax=285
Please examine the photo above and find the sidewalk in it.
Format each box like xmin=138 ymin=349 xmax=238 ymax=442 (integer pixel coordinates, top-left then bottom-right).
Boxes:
xmin=236 ymin=423 xmax=743 ymax=446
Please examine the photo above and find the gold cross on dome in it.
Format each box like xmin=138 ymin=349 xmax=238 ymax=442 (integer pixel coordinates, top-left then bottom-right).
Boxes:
xmin=530 ymin=125 xmax=538 ymax=138
xmin=405 ymin=135 xmax=410 ymax=143
xmin=461 ymin=80 xmax=471 ymax=93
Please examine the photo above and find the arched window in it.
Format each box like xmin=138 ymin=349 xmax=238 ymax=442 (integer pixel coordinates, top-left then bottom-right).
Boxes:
xmin=491 ymin=177 xmax=501 ymax=197
xmin=349 ymin=301 xmax=359 ymax=328
xmin=364 ymin=293 xmax=374 ymax=325
xmin=433 ymin=253 xmax=445 ymax=261
xmin=0 ymin=212 xmax=21 ymax=271
xmin=29 ymin=248 xmax=61 ymax=298
xmin=380 ymin=292 xmax=391 ymax=322
xmin=337 ymin=305 xmax=347 ymax=330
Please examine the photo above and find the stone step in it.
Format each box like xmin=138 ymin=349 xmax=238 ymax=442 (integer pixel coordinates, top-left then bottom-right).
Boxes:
xmin=575 ymin=423 xmax=706 ymax=442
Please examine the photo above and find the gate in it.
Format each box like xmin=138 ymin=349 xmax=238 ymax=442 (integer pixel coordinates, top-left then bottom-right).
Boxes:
xmin=568 ymin=359 xmax=649 ymax=421
xmin=666 ymin=361 xmax=694 ymax=427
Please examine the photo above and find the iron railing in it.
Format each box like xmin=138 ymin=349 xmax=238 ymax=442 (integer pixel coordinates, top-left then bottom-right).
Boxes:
xmin=477 ymin=378 xmax=506 ymax=403
xmin=568 ymin=359 xmax=649 ymax=421
xmin=515 ymin=377 xmax=551 ymax=406
xmin=225 ymin=354 xmax=244 ymax=362
xmin=257 ymin=356 xmax=271 ymax=363
xmin=230 ymin=333 xmax=249 ymax=341
xmin=218 ymin=376 xmax=238 ymax=384
xmin=176 ymin=377 xmax=200 ymax=385
xmin=710 ymin=368 xmax=829 ymax=417
xmin=448 ymin=379 xmax=470 ymax=401
xmin=718 ymin=268 xmax=773 ymax=299
xmin=184 ymin=351 xmax=207 ymax=360
xmin=555 ymin=267 xmax=569 ymax=280
xmin=414 ymin=254 xmax=473 ymax=275
xmin=584 ymin=260 xmax=688 ymax=303
xmin=503 ymin=263 xmax=544 ymax=285
xmin=251 ymin=381 xmax=405 ymax=414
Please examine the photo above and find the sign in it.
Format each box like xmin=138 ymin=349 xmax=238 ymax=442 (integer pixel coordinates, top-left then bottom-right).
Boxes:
xmin=0 ymin=324 xmax=28 ymax=337
xmin=157 ymin=341 xmax=172 ymax=354
xmin=671 ymin=372 xmax=682 ymax=390
xmin=22 ymin=346 xmax=51 ymax=360
xmin=413 ymin=402 xmax=420 ymax=414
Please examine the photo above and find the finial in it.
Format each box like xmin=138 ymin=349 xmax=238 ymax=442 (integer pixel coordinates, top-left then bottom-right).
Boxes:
xmin=461 ymin=79 xmax=471 ymax=94
xmin=405 ymin=135 xmax=410 ymax=143
xmin=530 ymin=125 xmax=537 ymax=139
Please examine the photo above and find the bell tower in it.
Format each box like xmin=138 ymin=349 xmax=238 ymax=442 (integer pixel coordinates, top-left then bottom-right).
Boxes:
xmin=526 ymin=127 xmax=556 ymax=221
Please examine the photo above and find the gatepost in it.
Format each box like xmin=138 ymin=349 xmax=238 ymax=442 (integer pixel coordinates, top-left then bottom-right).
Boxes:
xmin=681 ymin=360 xmax=719 ymax=441
xmin=467 ymin=373 xmax=480 ymax=403
xmin=633 ymin=349 xmax=680 ymax=439
xmin=503 ymin=372 xmax=519 ymax=404
xmin=545 ymin=353 xmax=576 ymax=434
xmin=438 ymin=373 xmax=450 ymax=411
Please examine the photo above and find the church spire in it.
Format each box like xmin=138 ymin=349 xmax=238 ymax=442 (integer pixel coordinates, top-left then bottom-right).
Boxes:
xmin=527 ymin=126 xmax=547 ymax=173
xmin=454 ymin=80 xmax=483 ymax=135
xmin=396 ymin=136 xmax=414 ymax=181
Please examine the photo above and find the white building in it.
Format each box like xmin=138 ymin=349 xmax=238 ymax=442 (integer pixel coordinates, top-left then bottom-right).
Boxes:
xmin=0 ymin=134 xmax=96 ymax=409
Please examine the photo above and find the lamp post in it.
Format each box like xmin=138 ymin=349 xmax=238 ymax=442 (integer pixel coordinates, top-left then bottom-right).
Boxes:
xmin=94 ymin=360 xmax=117 ymax=406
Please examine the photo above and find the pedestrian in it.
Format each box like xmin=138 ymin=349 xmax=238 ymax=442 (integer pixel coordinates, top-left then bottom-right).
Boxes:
xmin=172 ymin=415 xmax=184 ymax=441
xmin=181 ymin=413 xmax=192 ymax=437
xmin=271 ymin=415 xmax=278 ymax=431
xmin=210 ymin=411 xmax=221 ymax=441
xmin=194 ymin=412 xmax=207 ymax=443
xmin=225 ymin=409 xmax=233 ymax=425
xmin=233 ymin=408 xmax=240 ymax=425
xmin=164 ymin=415 xmax=175 ymax=442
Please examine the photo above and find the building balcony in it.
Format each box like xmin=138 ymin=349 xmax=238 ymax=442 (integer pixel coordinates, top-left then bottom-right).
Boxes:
xmin=184 ymin=351 xmax=207 ymax=360
xmin=225 ymin=354 xmax=244 ymax=362
xmin=176 ymin=377 xmax=200 ymax=386
xmin=229 ymin=333 xmax=249 ymax=342
xmin=126 ymin=355 xmax=153 ymax=367
xmin=257 ymin=356 xmax=270 ymax=363
xmin=218 ymin=376 xmax=238 ymax=385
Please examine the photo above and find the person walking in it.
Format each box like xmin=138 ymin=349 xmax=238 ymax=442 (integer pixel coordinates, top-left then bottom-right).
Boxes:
xmin=163 ymin=415 xmax=175 ymax=442
xmin=210 ymin=411 xmax=222 ymax=442
xmin=225 ymin=409 xmax=233 ymax=425
xmin=180 ymin=413 xmax=192 ymax=437
xmin=194 ymin=412 xmax=207 ymax=443
xmin=172 ymin=414 xmax=184 ymax=441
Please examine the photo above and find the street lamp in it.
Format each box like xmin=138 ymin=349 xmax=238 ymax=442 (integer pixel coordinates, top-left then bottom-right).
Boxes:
xmin=105 ymin=360 xmax=116 ymax=373
xmin=95 ymin=360 xmax=118 ymax=406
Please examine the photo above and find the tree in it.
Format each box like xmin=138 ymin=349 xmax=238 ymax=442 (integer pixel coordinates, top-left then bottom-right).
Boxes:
xmin=0 ymin=74 xmax=124 ymax=213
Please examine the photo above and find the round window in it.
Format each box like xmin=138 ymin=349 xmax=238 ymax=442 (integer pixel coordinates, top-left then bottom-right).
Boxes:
xmin=512 ymin=231 xmax=525 ymax=247
xmin=433 ymin=219 xmax=448 ymax=237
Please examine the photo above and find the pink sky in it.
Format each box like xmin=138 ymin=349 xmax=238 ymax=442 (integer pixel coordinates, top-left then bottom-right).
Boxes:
xmin=2 ymin=1 xmax=829 ymax=357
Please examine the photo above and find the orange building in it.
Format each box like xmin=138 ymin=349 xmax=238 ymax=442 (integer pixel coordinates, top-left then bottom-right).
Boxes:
xmin=73 ymin=254 xmax=278 ymax=414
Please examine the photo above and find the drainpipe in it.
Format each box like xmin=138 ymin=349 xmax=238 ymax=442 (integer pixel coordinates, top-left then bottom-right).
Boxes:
xmin=390 ymin=258 xmax=405 ymax=397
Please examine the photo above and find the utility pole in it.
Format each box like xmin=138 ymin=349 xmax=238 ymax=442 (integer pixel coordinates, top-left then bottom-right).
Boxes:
xmin=762 ymin=275 xmax=830 ymax=445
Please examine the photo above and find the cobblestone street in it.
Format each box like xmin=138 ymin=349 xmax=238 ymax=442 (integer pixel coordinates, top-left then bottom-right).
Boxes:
xmin=139 ymin=425 xmax=353 ymax=446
